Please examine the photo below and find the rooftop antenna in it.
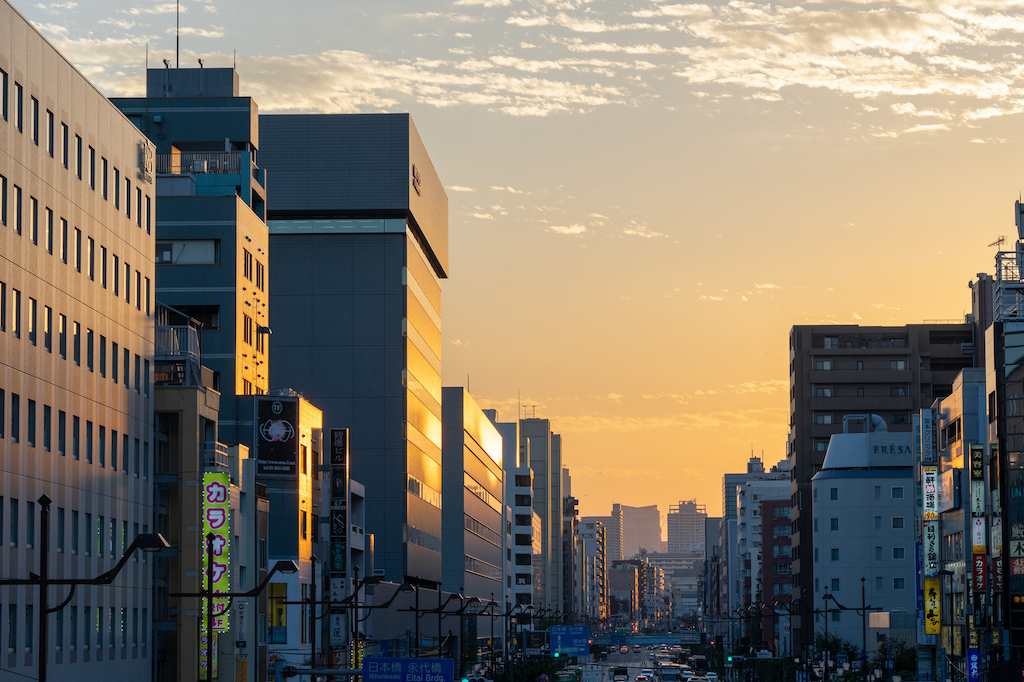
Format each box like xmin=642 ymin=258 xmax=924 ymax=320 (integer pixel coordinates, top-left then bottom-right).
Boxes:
xmin=989 ymin=235 xmax=1006 ymax=250
xmin=175 ymin=0 xmax=179 ymax=68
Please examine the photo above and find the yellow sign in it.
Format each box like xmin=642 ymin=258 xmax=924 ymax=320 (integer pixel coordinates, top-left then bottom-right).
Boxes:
xmin=203 ymin=472 xmax=231 ymax=632
xmin=924 ymin=577 xmax=940 ymax=635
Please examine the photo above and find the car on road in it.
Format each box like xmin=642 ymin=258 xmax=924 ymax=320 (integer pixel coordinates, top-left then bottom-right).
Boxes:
xmin=704 ymin=673 xmax=718 ymax=682
xmin=641 ymin=670 xmax=654 ymax=678
xmin=620 ymin=646 xmax=629 ymax=654
xmin=633 ymin=645 xmax=642 ymax=653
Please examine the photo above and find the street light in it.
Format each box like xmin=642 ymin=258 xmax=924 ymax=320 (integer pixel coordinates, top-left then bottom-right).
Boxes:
xmin=0 ymin=495 xmax=170 ymax=682
xmin=172 ymin=557 xmax=299 ymax=680
xmin=824 ymin=577 xmax=880 ymax=682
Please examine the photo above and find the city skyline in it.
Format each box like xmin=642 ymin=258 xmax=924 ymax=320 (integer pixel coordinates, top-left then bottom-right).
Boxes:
xmin=17 ymin=0 xmax=1022 ymax=519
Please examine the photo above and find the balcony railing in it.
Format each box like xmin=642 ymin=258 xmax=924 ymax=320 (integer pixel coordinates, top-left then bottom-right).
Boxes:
xmin=203 ymin=441 xmax=229 ymax=470
xmin=156 ymin=152 xmax=242 ymax=175
xmin=154 ymin=324 xmax=202 ymax=387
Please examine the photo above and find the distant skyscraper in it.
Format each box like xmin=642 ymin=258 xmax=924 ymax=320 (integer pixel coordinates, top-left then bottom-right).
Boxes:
xmin=521 ymin=418 xmax=563 ymax=610
xmin=261 ymin=113 xmax=448 ymax=586
xmin=666 ymin=500 xmax=707 ymax=554
xmin=618 ymin=503 xmax=663 ymax=557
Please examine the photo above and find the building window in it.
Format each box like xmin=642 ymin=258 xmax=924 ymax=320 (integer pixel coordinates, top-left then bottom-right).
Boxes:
xmin=892 ymin=517 xmax=904 ymax=529
xmin=831 ymin=610 xmax=840 ymax=622
xmin=829 ymin=487 xmax=838 ymax=501
xmin=890 ymin=387 xmax=907 ymax=397
xmin=891 ymin=486 xmax=904 ymax=499
xmin=12 ymin=288 xmax=20 ymax=338
xmin=73 ymin=322 xmax=80 ymax=365
xmin=61 ymin=123 xmax=68 ymax=168
xmin=45 ymin=208 xmax=52 ymax=254
xmin=893 ymin=577 xmax=906 ymax=590
xmin=89 ymin=147 xmax=95 ymax=190
xmin=76 ymin=135 xmax=82 ymax=178
xmin=46 ymin=109 xmax=53 ymax=156
xmin=830 ymin=518 xmax=839 ymax=531
xmin=831 ymin=548 xmax=839 ymax=561
xmin=891 ymin=414 xmax=909 ymax=425
xmin=243 ymin=249 xmax=254 ymax=280
xmin=875 ymin=516 xmax=882 ymax=530
xmin=874 ymin=485 xmax=881 ymax=499
xmin=893 ymin=547 xmax=905 ymax=559
xmin=114 ymin=168 xmax=120 ymax=209
xmin=875 ymin=546 xmax=882 ymax=560
xmin=857 ymin=387 xmax=865 ymax=397
xmin=814 ymin=387 xmax=833 ymax=398
xmin=815 ymin=360 xmax=832 ymax=371
xmin=890 ymin=360 xmax=906 ymax=370
xmin=58 ymin=314 xmax=66 ymax=358
xmin=27 ymin=297 xmax=36 ymax=345
xmin=31 ymin=96 xmax=39 ymax=144
xmin=815 ymin=441 xmax=827 ymax=452
xmin=30 ymin=196 xmax=37 ymax=244
xmin=831 ymin=578 xmax=840 ymax=591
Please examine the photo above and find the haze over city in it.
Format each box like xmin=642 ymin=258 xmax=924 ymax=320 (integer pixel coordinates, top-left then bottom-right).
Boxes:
xmin=19 ymin=0 xmax=1022 ymax=521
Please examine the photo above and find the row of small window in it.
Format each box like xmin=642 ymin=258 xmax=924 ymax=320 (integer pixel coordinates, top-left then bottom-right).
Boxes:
xmin=242 ymin=248 xmax=266 ymax=291
xmin=813 ymin=360 xmax=909 ymax=371
xmin=815 ymin=516 xmax=906 ymax=531
xmin=0 ymin=293 xmax=150 ymax=388
xmin=242 ymin=312 xmax=265 ymax=352
xmin=0 ymin=191 xmax=152 ymax=314
xmin=0 ymin=72 xmax=151 ymax=231
xmin=2 ymin=603 xmax=148 ymax=653
xmin=0 ymin=499 xmax=148 ymax=564
xmin=0 ymin=392 xmax=148 ymax=474
xmin=816 ymin=577 xmax=907 ymax=595
xmin=818 ymin=546 xmax=907 ymax=561
xmin=812 ymin=386 xmax=908 ymax=398
xmin=812 ymin=413 xmax=908 ymax=428
xmin=818 ymin=486 xmax=904 ymax=501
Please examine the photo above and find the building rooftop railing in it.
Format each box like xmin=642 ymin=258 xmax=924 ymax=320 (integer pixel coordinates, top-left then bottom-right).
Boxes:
xmin=156 ymin=151 xmax=244 ymax=175
xmin=203 ymin=441 xmax=229 ymax=470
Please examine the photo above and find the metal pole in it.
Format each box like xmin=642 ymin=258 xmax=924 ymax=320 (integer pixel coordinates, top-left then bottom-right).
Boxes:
xmin=311 ymin=556 xmax=317 ymax=667
xmin=206 ymin=531 xmax=215 ymax=682
xmin=352 ymin=566 xmax=360 ymax=670
xmin=861 ymin=579 xmax=867 ymax=682
xmin=38 ymin=495 xmax=52 ymax=682
xmin=414 ymin=585 xmax=419 ymax=657
xmin=491 ymin=592 xmax=496 ymax=673
xmin=823 ymin=593 xmax=829 ymax=682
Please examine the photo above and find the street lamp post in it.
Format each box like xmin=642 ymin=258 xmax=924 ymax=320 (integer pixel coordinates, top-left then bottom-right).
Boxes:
xmin=173 ymin=558 xmax=300 ymax=679
xmin=0 ymin=495 xmax=171 ymax=682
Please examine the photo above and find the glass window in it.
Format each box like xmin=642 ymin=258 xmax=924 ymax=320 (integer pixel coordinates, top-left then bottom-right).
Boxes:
xmin=829 ymin=487 xmax=838 ymax=501
xmin=893 ymin=577 xmax=906 ymax=590
xmin=893 ymin=547 xmax=905 ymax=559
xmin=891 ymin=487 xmax=904 ymax=499
xmin=830 ymin=518 xmax=839 ymax=531
xmin=892 ymin=517 xmax=904 ymax=529
xmin=831 ymin=548 xmax=839 ymax=561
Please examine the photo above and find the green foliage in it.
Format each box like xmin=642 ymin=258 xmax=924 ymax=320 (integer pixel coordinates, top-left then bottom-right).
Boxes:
xmin=869 ymin=639 xmax=915 ymax=679
xmin=813 ymin=631 xmax=861 ymax=663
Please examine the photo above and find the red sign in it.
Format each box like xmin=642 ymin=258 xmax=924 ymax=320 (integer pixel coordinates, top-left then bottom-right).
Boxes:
xmin=994 ymin=555 xmax=1004 ymax=592
xmin=973 ymin=554 xmax=987 ymax=592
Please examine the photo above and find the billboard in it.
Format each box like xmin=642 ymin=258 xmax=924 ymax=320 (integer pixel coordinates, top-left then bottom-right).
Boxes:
xmin=202 ymin=472 xmax=231 ymax=632
xmin=257 ymin=397 xmax=299 ymax=477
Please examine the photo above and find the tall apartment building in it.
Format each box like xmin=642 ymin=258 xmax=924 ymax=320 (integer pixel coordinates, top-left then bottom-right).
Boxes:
xmin=788 ymin=323 xmax=975 ymax=649
xmin=521 ymin=418 xmax=563 ymax=610
xmin=736 ymin=479 xmax=789 ymax=609
xmin=715 ymin=457 xmax=787 ymax=634
xmin=580 ymin=517 xmax=608 ymax=622
xmin=759 ymin=499 xmax=792 ymax=656
xmin=593 ymin=509 xmax=623 ymax=564
xmin=261 ymin=114 xmax=448 ymax=587
xmin=441 ymin=388 xmax=504 ymax=599
xmin=110 ymin=67 xmax=270 ymax=446
xmin=667 ymin=500 xmax=707 ymax=555
xmin=0 ymin=3 xmax=156 ymax=678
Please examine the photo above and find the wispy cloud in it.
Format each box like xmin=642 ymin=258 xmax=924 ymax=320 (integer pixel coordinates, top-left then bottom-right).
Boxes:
xmin=448 ymin=185 xmax=477 ymax=192
xmin=549 ymin=223 xmax=587 ymax=235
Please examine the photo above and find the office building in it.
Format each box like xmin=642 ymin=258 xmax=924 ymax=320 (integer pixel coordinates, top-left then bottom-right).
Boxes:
xmin=788 ymin=323 xmax=975 ymax=649
xmin=736 ymin=478 xmax=789 ymax=610
xmin=261 ymin=113 xmax=448 ymax=588
xmin=810 ymin=416 xmax=917 ymax=667
xmin=441 ymin=387 xmax=504 ymax=599
xmin=667 ymin=500 xmax=707 ymax=555
xmin=759 ymin=499 xmax=791 ymax=656
xmin=618 ymin=504 xmax=664 ymax=556
xmin=0 ymin=3 xmax=157 ymax=678
xmin=110 ymin=67 xmax=270 ymax=446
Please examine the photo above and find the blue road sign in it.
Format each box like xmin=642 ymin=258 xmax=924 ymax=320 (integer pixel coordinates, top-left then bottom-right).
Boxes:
xmin=364 ymin=658 xmax=454 ymax=682
xmin=549 ymin=625 xmax=590 ymax=656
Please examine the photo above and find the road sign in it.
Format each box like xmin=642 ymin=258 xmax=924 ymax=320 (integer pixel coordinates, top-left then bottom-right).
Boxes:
xmin=550 ymin=625 xmax=590 ymax=656
xmin=364 ymin=658 xmax=454 ymax=682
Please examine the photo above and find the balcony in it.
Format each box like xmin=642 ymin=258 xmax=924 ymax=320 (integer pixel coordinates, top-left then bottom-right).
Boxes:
xmin=155 ymin=303 xmax=202 ymax=387
xmin=203 ymin=441 xmax=229 ymax=470
xmin=156 ymin=151 xmax=243 ymax=175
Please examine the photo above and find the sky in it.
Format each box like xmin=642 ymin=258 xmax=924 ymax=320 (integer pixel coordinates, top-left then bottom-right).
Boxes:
xmin=19 ymin=0 xmax=1024 ymax=525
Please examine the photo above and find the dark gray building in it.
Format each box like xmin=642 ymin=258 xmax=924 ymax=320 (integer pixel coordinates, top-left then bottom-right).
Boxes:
xmin=788 ymin=323 xmax=975 ymax=651
xmin=111 ymin=67 xmax=270 ymax=445
xmin=260 ymin=114 xmax=448 ymax=587
xmin=441 ymin=387 xmax=504 ymax=599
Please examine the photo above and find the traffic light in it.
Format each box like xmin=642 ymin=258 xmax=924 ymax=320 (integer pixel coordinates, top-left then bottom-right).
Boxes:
xmin=727 ymin=656 xmax=733 ymax=663
xmin=554 ymin=652 xmax=560 ymax=658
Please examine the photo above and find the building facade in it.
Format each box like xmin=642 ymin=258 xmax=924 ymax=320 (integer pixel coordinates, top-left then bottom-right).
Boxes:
xmin=789 ymin=323 xmax=975 ymax=649
xmin=261 ymin=113 xmax=448 ymax=587
xmin=667 ymin=500 xmax=707 ymax=555
xmin=0 ymin=3 xmax=157 ymax=678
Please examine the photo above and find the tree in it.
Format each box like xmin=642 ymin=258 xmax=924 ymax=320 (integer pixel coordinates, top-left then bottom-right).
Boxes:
xmin=813 ymin=631 xmax=860 ymax=663
xmin=869 ymin=639 xmax=915 ymax=680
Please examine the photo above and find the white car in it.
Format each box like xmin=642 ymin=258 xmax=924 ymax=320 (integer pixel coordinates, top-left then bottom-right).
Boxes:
xmin=705 ymin=674 xmax=719 ymax=682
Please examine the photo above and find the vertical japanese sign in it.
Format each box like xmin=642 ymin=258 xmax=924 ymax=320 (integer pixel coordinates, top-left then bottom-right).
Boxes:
xmin=922 ymin=466 xmax=939 ymax=520
xmin=924 ymin=576 xmax=940 ymax=635
xmin=923 ymin=522 xmax=939 ymax=576
xmin=203 ymin=472 xmax=231 ymax=632
xmin=329 ymin=428 xmax=349 ymax=652
xmin=920 ymin=409 xmax=936 ymax=463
